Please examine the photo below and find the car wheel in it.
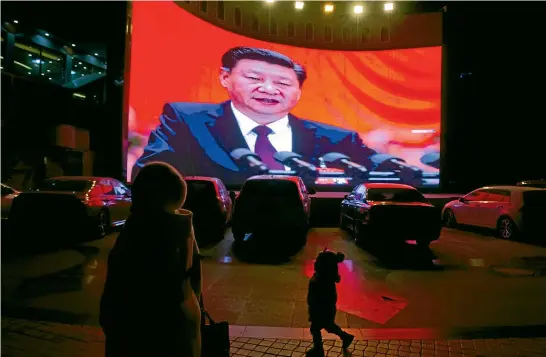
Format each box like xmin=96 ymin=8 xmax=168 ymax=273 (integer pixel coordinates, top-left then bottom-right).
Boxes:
xmin=497 ymin=217 xmax=518 ymax=240
xmin=97 ymin=209 xmax=110 ymax=238
xmin=443 ymin=209 xmax=457 ymax=228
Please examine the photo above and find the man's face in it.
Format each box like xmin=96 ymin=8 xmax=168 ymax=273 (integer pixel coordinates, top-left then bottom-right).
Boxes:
xmin=220 ymin=59 xmax=302 ymax=121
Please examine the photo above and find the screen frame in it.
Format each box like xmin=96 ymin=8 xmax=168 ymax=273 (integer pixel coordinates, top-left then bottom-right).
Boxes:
xmin=121 ymin=2 xmax=445 ymax=192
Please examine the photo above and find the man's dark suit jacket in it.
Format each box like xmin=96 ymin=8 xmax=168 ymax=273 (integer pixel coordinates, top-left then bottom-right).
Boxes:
xmin=132 ymin=101 xmax=392 ymax=186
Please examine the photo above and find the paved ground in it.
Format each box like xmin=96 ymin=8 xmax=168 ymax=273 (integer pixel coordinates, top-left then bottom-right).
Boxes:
xmin=3 ymin=316 xmax=546 ymax=356
xmin=3 ymin=226 xmax=546 ymax=330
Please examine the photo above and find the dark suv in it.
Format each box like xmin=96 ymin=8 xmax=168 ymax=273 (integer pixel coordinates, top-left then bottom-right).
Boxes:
xmin=231 ymin=175 xmax=314 ymax=246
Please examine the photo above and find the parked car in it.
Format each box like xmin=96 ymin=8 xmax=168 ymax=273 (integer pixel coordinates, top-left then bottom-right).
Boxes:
xmin=231 ymin=175 xmax=314 ymax=246
xmin=442 ymin=186 xmax=546 ymax=240
xmin=1 ymin=183 xmax=20 ymax=220
xmin=183 ymin=176 xmax=234 ymax=244
xmin=340 ymin=183 xmax=441 ymax=248
xmin=9 ymin=176 xmax=131 ymax=241
xmin=517 ymin=180 xmax=546 ymax=189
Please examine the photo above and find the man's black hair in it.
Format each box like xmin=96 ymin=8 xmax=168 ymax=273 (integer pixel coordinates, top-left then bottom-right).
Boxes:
xmin=221 ymin=46 xmax=307 ymax=86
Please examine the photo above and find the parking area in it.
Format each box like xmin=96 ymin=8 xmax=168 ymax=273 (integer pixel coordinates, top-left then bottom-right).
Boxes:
xmin=3 ymin=226 xmax=546 ymax=332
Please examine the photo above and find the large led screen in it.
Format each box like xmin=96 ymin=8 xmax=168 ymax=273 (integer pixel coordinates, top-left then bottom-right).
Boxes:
xmin=126 ymin=2 xmax=442 ymax=188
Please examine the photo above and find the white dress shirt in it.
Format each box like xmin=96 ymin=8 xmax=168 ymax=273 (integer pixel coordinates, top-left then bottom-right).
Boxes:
xmin=231 ymin=103 xmax=292 ymax=171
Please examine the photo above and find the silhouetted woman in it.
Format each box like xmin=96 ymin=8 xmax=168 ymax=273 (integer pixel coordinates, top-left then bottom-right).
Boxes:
xmin=100 ymin=162 xmax=201 ymax=357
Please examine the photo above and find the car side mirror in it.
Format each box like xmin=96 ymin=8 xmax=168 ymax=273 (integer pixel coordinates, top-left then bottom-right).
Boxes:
xmin=229 ymin=191 xmax=237 ymax=200
xmin=307 ymin=188 xmax=316 ymax=195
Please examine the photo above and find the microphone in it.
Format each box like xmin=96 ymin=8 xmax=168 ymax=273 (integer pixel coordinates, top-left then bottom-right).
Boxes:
xmin=370 ymin=154 xmax=422 ymax=177
xmin=273 ymin=152 xmax=318 ymax=175
xmin=321 ymin=152 xmax=369 ymax=177
xmin=420 ymin=152 xmax=440 ymax=169
xmin=230 ymin=148 xmax=269 ymax=173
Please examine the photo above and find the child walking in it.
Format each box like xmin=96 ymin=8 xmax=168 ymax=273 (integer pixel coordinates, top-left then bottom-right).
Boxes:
xmin=306 ymin=249 xmax=354 ymax=356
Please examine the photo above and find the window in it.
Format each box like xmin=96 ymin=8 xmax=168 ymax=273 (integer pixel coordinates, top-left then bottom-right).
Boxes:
xmin=488 ymin=189 xmax=511 ymax=203
xmin=234 ymin=7 xmax=242 ymax=27
xmin=287 ymin=22 xmax=295 ymax=37
xmin=354 ymin=185 xmax=366 ymax=201
xmin=199 ymin=1 xmax=208 ymax=13
xmin=250 ymin=14 xmax=259 ymax=31
xmin=269 ymin=19 xmax=278 ymax=35
xmin=464 ymin=189 xmax=489 ymax=202
xmin=305 ymin=23 xmax=314 ymax=41
xmin=342 ymin=27 xmax=350 ymax=42
xmin=217 ymin=1 xmax=225 ymax=20
xmin=380 ymin=26 xmax=390 ymax=42
xmin=324 ymin=24 xmax=333 ymax=42
xmin=361 ymin=27 xmax=370 ymax=43
xmin=367 ymin=188 xmax=427 ymax=203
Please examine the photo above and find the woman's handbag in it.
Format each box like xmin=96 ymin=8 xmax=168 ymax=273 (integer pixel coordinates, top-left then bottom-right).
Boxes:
xmin=201 ymin=297 xmax=230 ymax=357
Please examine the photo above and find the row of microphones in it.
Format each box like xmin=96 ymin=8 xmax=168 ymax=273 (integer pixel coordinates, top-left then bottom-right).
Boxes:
xmin=231 ymin=148 xmax=319 ymax=175
xmin=230 ymin=148 xmax=438 ymax=183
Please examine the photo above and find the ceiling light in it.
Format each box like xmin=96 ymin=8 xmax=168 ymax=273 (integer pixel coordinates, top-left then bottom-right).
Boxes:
xmin=324 ymin=4 xmax=334 ymax=12
xmin=14 ymin=20 xmax=18 ymax=24
xmin=295 ymin=1 xmax=304 ymax=9
xmin=94 ymin=53 xmax=98 ymax=56
xmin=45 ymin=33 xmax=49 ymax=37
xmin=384 ymin=2 xmax=394 ymax=11
xmin=72 ymin=44 xmax=76 ymax=47
xmin=353 ymin=5 xmax=363 ymax=14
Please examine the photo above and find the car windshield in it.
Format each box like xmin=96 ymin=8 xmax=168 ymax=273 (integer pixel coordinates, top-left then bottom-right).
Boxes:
xmin=367 ymin=188 xmax=427 ymax=203
xmin=242 ymin=180 xmax=299 ymax=198
xmin=37 ymin=180 xmax=92 ymax=192
xmin=186 ymin=181 xmax=217 ymax=200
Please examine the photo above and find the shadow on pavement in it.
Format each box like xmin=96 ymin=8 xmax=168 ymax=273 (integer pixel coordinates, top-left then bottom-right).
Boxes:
xmin=231 ymin=232 xmax=305 ymax=265
xmin=356 ymin=238 xmax=445 ymax=271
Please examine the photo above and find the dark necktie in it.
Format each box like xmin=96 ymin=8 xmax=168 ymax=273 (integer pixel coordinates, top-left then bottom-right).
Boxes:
xmin=252 ymin=126 xmax=284 ymax=170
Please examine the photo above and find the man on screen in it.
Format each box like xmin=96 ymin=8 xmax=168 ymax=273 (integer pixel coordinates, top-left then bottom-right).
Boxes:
xmin=132 ymin=47 xmax=407 ymax=185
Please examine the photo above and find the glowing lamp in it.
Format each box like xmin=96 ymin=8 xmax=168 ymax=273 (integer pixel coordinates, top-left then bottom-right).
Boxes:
xmin=384 ymin=2 xmax=394 ymax=11
xmin=324 ymin=4 xmax=334 ymax=12
xmin=295 ymin=1 xmax=304 ymax=9
xmin=353 ymin=5 xmax=363 ymax=14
